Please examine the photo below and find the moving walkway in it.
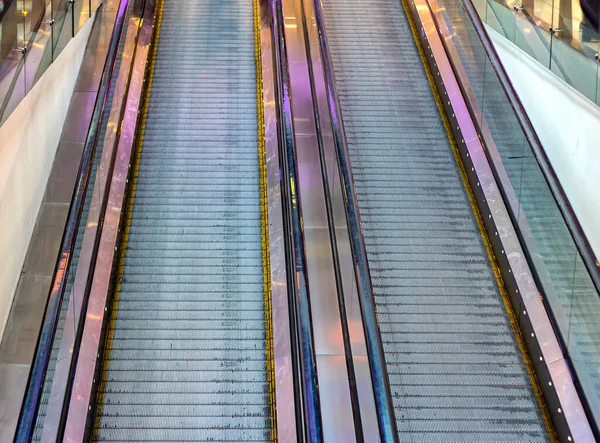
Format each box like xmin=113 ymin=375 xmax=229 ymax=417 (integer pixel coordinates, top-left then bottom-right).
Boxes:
xmin=321 ymin=0 xmax=548 ymax=439
xmin=13 ymin=0 xmax=600 ymax=441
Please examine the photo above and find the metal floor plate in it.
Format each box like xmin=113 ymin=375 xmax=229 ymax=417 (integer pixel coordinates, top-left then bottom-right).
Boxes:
xmin=320 ymin=0 xmax=550 ymax=440
xmin=93 ymin=0 xmax=272 ymax=440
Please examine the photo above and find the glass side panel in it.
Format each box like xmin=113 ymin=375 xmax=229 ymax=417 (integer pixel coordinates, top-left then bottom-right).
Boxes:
xmin=0 ymin=0 xmax=95 ymax=122
xmin=550 ymin=4 xmax=600 ymax=102
xmin=550 ymin=36 xmax=599 ymax=98
xmin=488 ymin=0 xmax=519 ymax=41
xmin=476 ymin=0 xmax=600 ymax=105
xmin=25 ymin=1 xmax=53 ymax=93
xmin=90 ymin=0 xmax=102 ymax=13
xmin=74 ymin=0 xmax=90 ymax=36
xmin=0 ymin=0 xmax=25 ymax=123
xmin=52 ymin=0 xmax=73 ymax=59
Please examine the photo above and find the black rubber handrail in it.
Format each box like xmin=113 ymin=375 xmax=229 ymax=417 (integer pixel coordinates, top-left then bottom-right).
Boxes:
xmin=270 ymin=0 xmax=323 ymax=441
xmin=461 ymin=0 xmax=600 ymax=295
xmin=310 ymin=0 xmax=400 ymax=441
xmin=13 ymin=1 xmax=130 ymax=440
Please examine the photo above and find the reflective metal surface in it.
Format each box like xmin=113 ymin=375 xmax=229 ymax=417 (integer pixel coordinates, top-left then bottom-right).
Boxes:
xmin=271 ymin=0 xmax=324 ymax=439
xmin=62 ymin=0 xmax=155 ymax=439
xmin=301 ymin=0 xmax=380 ymax=439
xmin=259 ymin=0 xmax=297 ymax=440
xmin=279 ymin=0 xmax=355 ymax=440
xmin=309 ymin=0 xmax=400 ymax=439
xmin=410 ymin=0 xmax=595 ymax=440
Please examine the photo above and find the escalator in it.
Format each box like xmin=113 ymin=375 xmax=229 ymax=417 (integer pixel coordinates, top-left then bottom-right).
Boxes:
xmin=91 ymin=0 xmax=273 ymax=440
xmin=318 ymin=0 xmax=551 ymax=440
xmin=13 ymin=0 xmax=599 ymax=440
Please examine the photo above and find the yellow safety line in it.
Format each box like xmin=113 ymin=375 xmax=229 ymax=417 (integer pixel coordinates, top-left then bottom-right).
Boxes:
xmin=254 ymin=0 xmax=278 ymax=441
xmin=398 ymin=0 xmax=557 ymax=440
xmin=92 ymin=0 xmax=164 ymax=436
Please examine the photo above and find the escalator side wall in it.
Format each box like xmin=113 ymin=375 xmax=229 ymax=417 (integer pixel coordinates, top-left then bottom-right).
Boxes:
xmin=60 ymin=0 xmax=158 ymax=439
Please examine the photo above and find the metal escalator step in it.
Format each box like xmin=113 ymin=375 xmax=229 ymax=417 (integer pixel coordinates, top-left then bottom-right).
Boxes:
xmin=93 ymin=0 xmax=271 ymax=441
xmin=321 ymin=0 xmax=549 ymax=440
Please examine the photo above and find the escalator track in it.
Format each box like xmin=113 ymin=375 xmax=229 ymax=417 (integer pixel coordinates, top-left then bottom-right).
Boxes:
xmin=91 ymin=0 xmax=275 ymax=440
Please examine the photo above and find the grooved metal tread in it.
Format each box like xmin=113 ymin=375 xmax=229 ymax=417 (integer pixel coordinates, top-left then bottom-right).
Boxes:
xmin=321 ymin=0 xmax=549 ymax=440
xmin=93 ymin=0 xmax=271 ymax=441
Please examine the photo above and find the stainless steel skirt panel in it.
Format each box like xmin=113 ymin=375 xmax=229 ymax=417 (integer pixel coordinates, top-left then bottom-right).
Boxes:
xmin=319 ymin=0 xmax=549 ymax=440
